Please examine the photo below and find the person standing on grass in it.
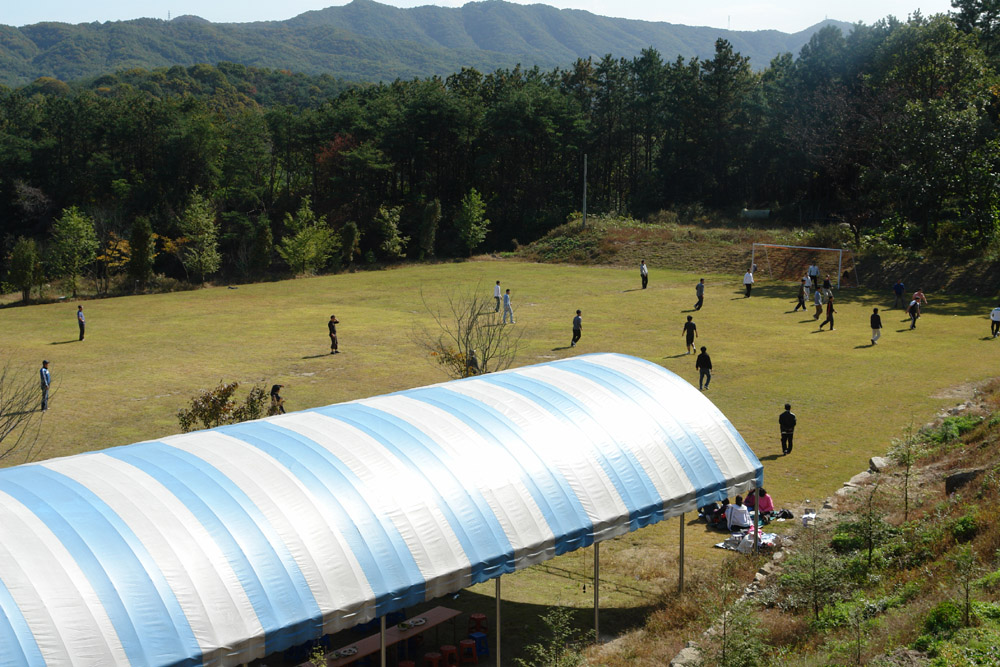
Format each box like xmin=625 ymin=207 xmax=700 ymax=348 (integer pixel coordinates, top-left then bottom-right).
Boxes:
xmin=743 ymin=270 xmax=754 ymax=298
xmin=808 ymin=263 xmax=820 ymax=288
xmin=640 ymin=260 xmax=648 ymax=289
xmin=694 ymin=278 xmax=705 ymax=310
xmin=819 ymin=295 xmax=837 ymax=330
xmin=77 ymin=305 xmax=85 ymax=341
xmin=991 ymin=303 xmax=1000 ymax=338
xmin=571 ymin=310 xmax=582 ymax=347
xmin=813 ymin=287 xmax=824 ymax=320
xmin=779 ymin=403 xmax=797 ymax=455
xmin=39 ymin=360 xmax=51 ymax=412
xmin=695 ymin=346 xmax=712 ymax=390
xmin=682 ymin=315 xmax=698 ymax=354
xmin=493 ymin=280 xmax=501 ymax=312
xmin=908 ymin=299 xmax=920 ymax=329
xmin=794 ymin=278 xmax=807 ymax=311
xmin=871 ymin=307 xmax=883 ymax=345
xmin=892 ymin=280 xmax=906 ymax=308
xmin=822 ymin=275 xmax=833 ymax=296
xmin=912 ymin=288 xmax=927 ymax=307
xmin=502 ymin=289 xmax=515 ymax=324
xmin=328 ymin=314 xmax=340 ymax=354
xmin=466 ymin=349 xmax=480 ymax=376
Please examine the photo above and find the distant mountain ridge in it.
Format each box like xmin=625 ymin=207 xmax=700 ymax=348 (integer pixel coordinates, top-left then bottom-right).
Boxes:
xmin=0 ymin=0 xmax=853 ymax=87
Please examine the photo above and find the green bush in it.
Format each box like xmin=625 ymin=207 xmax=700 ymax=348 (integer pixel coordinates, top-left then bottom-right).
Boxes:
xmin=923 ymin=416 xmax=984 ymax=445
xmin=923 ymin=600 xmax=964 ymax=637
xmin=951 ymin=514 xmax=979 ymax=543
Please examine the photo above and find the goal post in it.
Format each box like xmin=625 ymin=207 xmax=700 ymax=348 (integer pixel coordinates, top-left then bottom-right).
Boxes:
xmin=750 ymin=243 xmax=858 ymax=289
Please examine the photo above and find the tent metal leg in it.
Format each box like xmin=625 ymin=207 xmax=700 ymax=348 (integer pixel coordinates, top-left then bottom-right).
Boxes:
xmin=594 ymin=542 xmax=600 ymax=642
xmin=380 ymin=615 xmax=386 ymax=667
xmin=496 ymin=576 xmax=502 ymax=667
xmin=678 ymin=513 xmax=685 ymax=594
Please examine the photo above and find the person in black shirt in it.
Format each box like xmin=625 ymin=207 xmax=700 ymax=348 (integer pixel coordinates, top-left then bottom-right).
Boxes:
xmin=682 ymin=316 xmax=698 ymax=354
xmin=270 ymin=384 xmax=286 ymax=414
xmin=870 ymin=307 xmax=883 ymax=346
xmin=779 ymin=403 xmax=797 ymax=455
xmin=695 ymin=346 xmax=712 ymax=390
xmin=328 ymin=314 xmax=340 ymax=354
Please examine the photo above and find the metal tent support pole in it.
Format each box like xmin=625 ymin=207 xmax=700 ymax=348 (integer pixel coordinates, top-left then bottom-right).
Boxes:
xmin=754 ymin=485 xmax=761 ymax=555
xmin=380 ymin=615 xmax=386 ymax=667
xmin=594 ymin=542 xmax=600 ymax=642
xmin=496 ymin=576 xmax=502 ymax=667
xmin=837 ymin=250 xmax=843 ymax=290
xmin=678 ymin=513 xmax=685 ymax=594
xmin=582 ymin=154 xmax=588 ymax=229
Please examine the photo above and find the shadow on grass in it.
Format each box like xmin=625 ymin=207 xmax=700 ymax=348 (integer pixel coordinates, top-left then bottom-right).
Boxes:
xmin=621 ymin=288 xmax=642 ymax=293
xmin=853 ymin=344 xmax=874 ymax=349
xmin=896 ymin=329 xmax=912 ymax=333
xmin=551 ymin=346 xmax=572 ymax=351
xmin=664 ymin=353 xmax=690 ymax=359
xmin=297 ymin=584 xmax=656 ymax=667
xmin=302 ymin=353 xmax=332 ymax=359
xmin=758 ymin=453 xmax=785 ymax=462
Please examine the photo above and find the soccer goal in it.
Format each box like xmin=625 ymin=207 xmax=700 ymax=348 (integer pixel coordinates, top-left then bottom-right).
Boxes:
xmin=750 ymin=243 xmax=859 ymax=289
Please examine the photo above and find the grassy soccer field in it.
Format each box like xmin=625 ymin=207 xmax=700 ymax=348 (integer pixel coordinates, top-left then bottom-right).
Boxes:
xmin=1 ymin=260 xmax=997 ymax=658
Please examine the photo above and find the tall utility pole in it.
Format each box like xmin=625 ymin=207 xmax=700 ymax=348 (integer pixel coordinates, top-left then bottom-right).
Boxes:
xmin=582 ymin=153 xmax=588 ymax=229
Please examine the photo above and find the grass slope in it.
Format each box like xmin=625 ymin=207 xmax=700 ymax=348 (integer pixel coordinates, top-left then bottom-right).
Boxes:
xmin=2 ymin=260 xmax=997 ymax=660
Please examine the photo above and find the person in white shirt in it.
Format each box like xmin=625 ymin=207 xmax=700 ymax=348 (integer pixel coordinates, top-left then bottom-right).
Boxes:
xmin=743 ymin=271 xmax=754 ymax=298
xmin=990 ymin=303 xmax=1000 ymax=338
xmin=493 ymin=280 xmax=501 ymax=312
xmin=808 ymin=263 xmax=819 ymax=288
xmin=640 ymin=260 xmax=648 ymax=289
xmin=727 ymin=495 xmax=753 ymax=531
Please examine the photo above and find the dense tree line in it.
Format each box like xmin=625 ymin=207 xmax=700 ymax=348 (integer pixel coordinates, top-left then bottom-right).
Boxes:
xmin=2 ymin=9 xmax=1000 ymax=295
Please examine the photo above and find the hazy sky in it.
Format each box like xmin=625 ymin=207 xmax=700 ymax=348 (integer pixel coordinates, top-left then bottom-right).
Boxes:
xmin=5 ymin=0 xmax=956 ymax=32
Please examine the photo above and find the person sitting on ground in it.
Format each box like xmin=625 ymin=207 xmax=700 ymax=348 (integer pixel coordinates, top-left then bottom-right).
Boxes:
xmin=727 ymin=495 xmax=753 ymax=532
xmin=744 ymin=488 xmax=757 ymax=510
xmin=270 ymin=384 xmax=286 ymax=415
xmin=711 ymin=498 xmax=730 ymax=527
xmin=756 ymin=488 xmax=775 ymax=515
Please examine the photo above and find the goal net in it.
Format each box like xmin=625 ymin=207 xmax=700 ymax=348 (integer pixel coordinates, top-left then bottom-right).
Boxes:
xmin=750 ymin=244 xmax=858 ymax=289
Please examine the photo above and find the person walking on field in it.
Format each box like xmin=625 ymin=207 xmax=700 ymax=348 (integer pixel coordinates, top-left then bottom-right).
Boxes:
xmin=907 ymin=299 xmax=920 ymax=329
xmin=871 ymin=307 xmax=883 ymax=345
xmin=779 ymin=403 xmax=797 ymax=455
xmin=794 ymin=278 xmax=807 ymax=311
xmin=682 ymin=315 xmax=698 ymax=354
xmin=270 ymin=384 xmax=286 ymax=415
xmin=39 ymin=360 xmax=51 ymax=412
xmin=743 ymin=270 xmax=754 ymax=298
xmin=494 ymin=280 xmax=501 ymax=312
xmin=328 ymin=314 xmax=340 ymax=354
xmin=571 ymin=310 xmax=582 ymax=347
xmin=991 ymin=303 xmax=1000 ymax=338
xmin=912 ymin=288 xmax=927 ymax=306
xmin=813 ymin=288 xmax=824 ymax=320
xmin=694 ymin=278 xmax=705 ymax=310
xmin=695 ymin=346 xmax=712 ymax=390
xmin=892 ymin=280 xmax=906 ymax=309
xmin=819 ymin=295 xmax=837 ymax=330
xmin=502 ymin=289 xmax=515 ymax=324
xmin=640 ymin=260 xmax=648 ymax=289
xmin=77 ymin=305 xmax=85 ymax=341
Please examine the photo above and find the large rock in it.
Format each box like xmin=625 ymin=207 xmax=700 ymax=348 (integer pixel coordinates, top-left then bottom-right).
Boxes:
xmin=846 ymin=470 xmax=873 ymax=487
xmin=670 ymin=645 xmax=701 ymax=667
xmin=946 ymin=468 xmax=986 ymax=495
xmin=870 ymin=456 xmax=891 ymax=472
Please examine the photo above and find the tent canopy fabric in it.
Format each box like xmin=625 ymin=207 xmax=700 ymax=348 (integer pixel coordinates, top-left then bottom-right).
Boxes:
xmin=0 ymin=353 xmax=762 ymax=667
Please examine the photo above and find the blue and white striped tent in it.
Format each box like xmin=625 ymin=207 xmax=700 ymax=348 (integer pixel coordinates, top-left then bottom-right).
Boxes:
xmin=0 ymin=353 xmax=761 ymax=667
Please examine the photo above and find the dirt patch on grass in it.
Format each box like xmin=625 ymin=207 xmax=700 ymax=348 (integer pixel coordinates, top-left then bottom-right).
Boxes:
xmin=930 ymin=381 xmax=982 ymax=401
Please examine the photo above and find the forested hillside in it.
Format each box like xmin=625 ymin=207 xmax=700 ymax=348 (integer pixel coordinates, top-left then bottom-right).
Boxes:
xmin=2 ymin=11 xmax=999 ymax=296
xmin=0 ymin=0 xmax=849 ymax=87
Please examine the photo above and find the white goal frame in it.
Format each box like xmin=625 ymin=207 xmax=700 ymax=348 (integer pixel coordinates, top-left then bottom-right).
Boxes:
xmin=750 ymin=243 xmax=857 ymax=289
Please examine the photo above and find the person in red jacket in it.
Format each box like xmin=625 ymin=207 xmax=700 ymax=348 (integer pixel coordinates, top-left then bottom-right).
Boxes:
xmin=819 ymin=295 xmax=836 ymax=331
